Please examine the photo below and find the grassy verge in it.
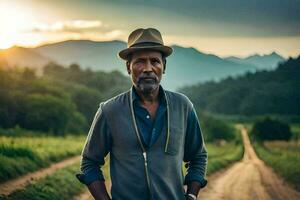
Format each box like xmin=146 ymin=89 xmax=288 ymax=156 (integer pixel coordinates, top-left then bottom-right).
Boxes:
xmin=0 ymin=162 xmax=84 ymax=200
xmin=205 ymin=125 xmax=244 ymax=175
xmin=206 ymin=141 xmax=243 ymax=175
xmin=254 ymin=141 xmax=300 ymax=191
xmin=291 ymin=123 xmax=300 ymax=140
xmin=0 ymin=135 xmax=85 ymax=183
xmin=182 ymin=128 xmax=244 ymax=176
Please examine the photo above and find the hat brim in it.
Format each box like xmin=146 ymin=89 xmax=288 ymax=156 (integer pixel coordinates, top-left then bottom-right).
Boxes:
xmin=118 ymin=45 xmax=173 ymax=60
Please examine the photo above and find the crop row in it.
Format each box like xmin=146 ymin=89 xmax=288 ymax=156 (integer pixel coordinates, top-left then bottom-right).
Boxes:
xmin=254 ymin=141 xmax=300 ymax=191
xmin=0 ymin=135 xmax=85 ymax=182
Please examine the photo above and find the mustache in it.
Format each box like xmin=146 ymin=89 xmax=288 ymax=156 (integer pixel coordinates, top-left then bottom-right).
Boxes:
xmin=138 ymin=74 xmax=158 ymax=82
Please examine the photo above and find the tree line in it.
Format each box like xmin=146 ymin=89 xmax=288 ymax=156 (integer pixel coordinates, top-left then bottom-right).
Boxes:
xmin=180 ymin=57 xmax=300 ymax=116
xmin=0 ymin=63 xmax=131 ymax=135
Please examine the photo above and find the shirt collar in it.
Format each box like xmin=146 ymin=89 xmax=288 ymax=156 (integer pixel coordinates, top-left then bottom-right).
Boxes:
xmin=131 ymin=85 xmax=166 ymax=105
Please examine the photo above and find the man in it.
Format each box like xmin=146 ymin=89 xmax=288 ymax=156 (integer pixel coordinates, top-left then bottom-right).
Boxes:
xmin=76 ymin=28 xmax=208 ymax=200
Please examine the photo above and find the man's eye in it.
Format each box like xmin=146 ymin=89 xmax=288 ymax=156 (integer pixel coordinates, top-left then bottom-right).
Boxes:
xmin=152 ymin=60 xmax=160 ymax=64
xmin=135 ymin=60 xmax=143 ymax=64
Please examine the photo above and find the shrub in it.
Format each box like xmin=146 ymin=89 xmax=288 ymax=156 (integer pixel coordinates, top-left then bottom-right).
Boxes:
xmin=200 ymin=113 xmax=236 ymax=142
xmin=251 ymin=117 xmax=292 ymax=141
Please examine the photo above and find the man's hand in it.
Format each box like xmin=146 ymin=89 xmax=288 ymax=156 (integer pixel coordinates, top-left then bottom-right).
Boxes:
xmin=87 ymin=180 xmax=111 ymax=200
xmin=186 ymin=181 xmax=201 ymax=200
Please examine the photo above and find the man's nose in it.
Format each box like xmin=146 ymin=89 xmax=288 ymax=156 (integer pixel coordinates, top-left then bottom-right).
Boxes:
xmin=142 ymin=60 xmax=153 ymax=73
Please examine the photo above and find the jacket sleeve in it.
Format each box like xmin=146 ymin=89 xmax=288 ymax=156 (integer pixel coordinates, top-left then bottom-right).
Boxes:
xmin=75 ymin=103 xmax=112 ymax=185
xmin=183 ymin=107 xmax=208 ymax=188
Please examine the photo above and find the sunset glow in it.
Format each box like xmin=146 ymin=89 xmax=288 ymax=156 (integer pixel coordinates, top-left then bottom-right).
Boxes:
xmin=0 ymin=0 xmax=299 ymax=58
xmin=0 ymin=3 xmax=35 ymax=49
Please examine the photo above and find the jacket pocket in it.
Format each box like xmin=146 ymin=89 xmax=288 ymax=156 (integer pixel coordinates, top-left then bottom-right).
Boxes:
xmin=165 ymin=126 xmax=184 ymax=155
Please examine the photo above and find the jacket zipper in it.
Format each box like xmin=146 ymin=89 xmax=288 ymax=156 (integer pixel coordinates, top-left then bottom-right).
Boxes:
xmin=129 ymin=88 xmax=170 ymax=199
xmin=164 ymin=92 xmax=170 ymax=153
xmin=142 ymin=152 xmax=152 ymax=199
xmin=130 ymin=90 xmax=153 ymax=199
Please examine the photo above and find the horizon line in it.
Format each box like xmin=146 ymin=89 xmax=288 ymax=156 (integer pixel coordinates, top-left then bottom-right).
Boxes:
xmin=0 ymin=38 xmax=297 ymax=59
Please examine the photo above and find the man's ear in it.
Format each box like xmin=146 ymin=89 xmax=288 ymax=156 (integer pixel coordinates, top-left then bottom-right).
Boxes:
xmin=126 ymin=61 xmax=131 ymax=74
xmin=163 ymin=59 xmax=167 ymax=74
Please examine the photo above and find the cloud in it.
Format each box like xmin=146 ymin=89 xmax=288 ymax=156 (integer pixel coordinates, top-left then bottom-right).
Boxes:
xmin=31 ymin=20 xmax=105 ymax=33
xmin=22 ymin=20 xmax=124 ymax=45
xmin=99 ymin=0 xmax=300 ymax=37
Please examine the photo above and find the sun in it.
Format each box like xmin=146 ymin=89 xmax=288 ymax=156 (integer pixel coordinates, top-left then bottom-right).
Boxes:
xmin=0 ymin=3 xmax=34 ymax=49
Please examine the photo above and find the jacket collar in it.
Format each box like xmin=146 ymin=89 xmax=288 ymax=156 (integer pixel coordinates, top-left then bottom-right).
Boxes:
xmin=131 ymin=85 xmax=167 ymax=105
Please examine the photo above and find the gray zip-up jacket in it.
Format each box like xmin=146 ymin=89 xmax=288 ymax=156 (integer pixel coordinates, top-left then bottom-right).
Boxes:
xmin=76 ymin=88 xmax=208 ymax=200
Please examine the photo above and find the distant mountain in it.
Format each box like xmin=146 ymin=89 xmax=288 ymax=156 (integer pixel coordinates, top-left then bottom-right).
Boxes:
xmin=34 ymin=40 xmax=281 ymax=90
xmin=0 ymin=40 xmax=285 ymax=90
xmin=0 ymin=46 xmax=53 ymax=71
xmin=226 ymin=52 xmax=284 ymax=70
xmin=163 ymin=45 xmax=259 ymax=89
xmin=34 ymin=40 xmax=125 ymax=71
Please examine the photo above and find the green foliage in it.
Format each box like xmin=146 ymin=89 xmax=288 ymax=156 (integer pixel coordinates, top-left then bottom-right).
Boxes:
xmin=20 ymin=94 xmax=74 ymax=134
xmin=0 ymin=62 xmax=130 ymax=134
xmin=200 ymin=113 xmax=236 ymax=142
xmin=291 ymin=123 xmax=300 ymax=140
xmin=0 ymin=126 xmax=51 ymax=137
xmin=0 ymin=68 xmax=79 ymax=134
xmin=43 ymin=62 xmax=131 ymax=98
xmin=254 ymin=141 xmax=300 ymax=191
xmin=0 ymin=135 xmax=85 ymax=182
xmin=251 ymin=117 xmax=292 ymax=141
xmin=65 ymin=84 xmax=103 ymax=123
xmin=66 ymin=111 xmax=88 ymax=134
xmin=0 ymin=163 xmax=84 ymax=200
xmin=180 ymin=57 xmax=300 ymax=116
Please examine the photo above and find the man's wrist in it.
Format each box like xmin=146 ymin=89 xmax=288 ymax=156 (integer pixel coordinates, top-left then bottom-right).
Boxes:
xmin=185 ymin=193 xmax=197 ymax=200
xmin=186 ymin=181 xmax=201 ymax=199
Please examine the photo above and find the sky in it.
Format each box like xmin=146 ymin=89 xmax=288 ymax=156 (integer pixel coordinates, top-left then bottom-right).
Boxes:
xmin=0 ymin=0 xmax=300 ymax=58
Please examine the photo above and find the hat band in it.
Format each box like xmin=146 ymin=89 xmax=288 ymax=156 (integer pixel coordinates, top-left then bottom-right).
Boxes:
xmin=130 ymin=42 xmax=163 ymax=48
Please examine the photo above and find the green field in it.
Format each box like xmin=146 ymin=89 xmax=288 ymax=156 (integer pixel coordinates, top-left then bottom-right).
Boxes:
xmin=0 ymin=162 xmax=84 ymax=200
xmin=0 ymin=135 xmax=85 ymax=182
xmin=254 ymin=140 xmax=300 ymax=191
xmin=248 ymin=123 xmax=300 ymax=191
xmin=291 ymin=123 xmax=300 ymax=140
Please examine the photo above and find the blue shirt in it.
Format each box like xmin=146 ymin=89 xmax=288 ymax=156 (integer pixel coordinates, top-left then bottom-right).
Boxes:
xmin=132 ymin=86 xmax=166 ymax=148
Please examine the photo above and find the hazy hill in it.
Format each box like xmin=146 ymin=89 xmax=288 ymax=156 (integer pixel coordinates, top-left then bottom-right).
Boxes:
xmin=226 ymin=52 xmax=284 ymax=70
xmin=0 ymin=40 xmax=285 ymax=90
xmin=34 ymin=40 xmax=283 ymax=89
xmin=0 ymin=46 xmax=53 ymax=71
xmin=163 ymin=45 xmax=260 ymax=89
xmin=34 ymin=40 xmax=125 ymax=71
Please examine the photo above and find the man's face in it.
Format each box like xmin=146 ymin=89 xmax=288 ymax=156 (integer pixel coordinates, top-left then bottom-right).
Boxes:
xmin=127 ymin=50 xmax=164 ymax=94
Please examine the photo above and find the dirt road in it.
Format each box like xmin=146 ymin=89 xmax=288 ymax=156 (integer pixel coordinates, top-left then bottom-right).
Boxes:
xmin=0 ymin=155 xmax=80 ymax=197
xmin=198 ymin=126 xmax=300 ymax=200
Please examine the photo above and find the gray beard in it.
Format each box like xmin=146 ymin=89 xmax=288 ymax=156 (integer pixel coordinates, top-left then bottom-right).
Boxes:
xmin=137 ymin=80 xmax=159 ymax=94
